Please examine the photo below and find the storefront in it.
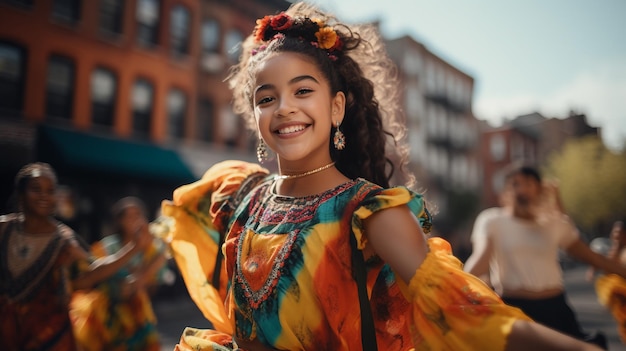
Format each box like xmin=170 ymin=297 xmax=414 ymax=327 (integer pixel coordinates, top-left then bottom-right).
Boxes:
xmin=32 ymin=125 xmax=198 ymax=242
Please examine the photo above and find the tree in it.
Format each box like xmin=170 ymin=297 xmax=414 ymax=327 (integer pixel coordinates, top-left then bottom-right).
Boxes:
xmin=543 ymin=136 xmax=626 ymax=236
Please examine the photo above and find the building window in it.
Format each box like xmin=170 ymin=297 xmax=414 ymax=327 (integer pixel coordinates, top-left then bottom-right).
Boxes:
xmin=220 ymin=106 xmax=239 ymax=147
xmin=402 ymin=49 xmax=422 ymax=77
xmin=52 ymin=0 xmax=81 ymax=24
xmin=91 ymin=67 xmax=117 ymax=126
xmin=510 ymin=136 xmax=524 ymax=161
xmin=490 ymin=134 xmax=506 ymax=161
xmin=136 ymin=0 xmax=160 ymax=47
xmin=202 ymin=19 xmax=220 ymax=53
xmin=492 ymin=169 xmax=506 ymax=194
xmin=132 ymin=78 xmax=154 ymax=135
xmin=224 ymin=29 xmax=243 ymax=62
xmin=200 ymin=19 xmax=223 ymax=73
xmin=100 ymin=0 xmax=124 ymax=35
xmin=0 ymin=42 xmax=26 ymax=112
xmin=170 ymin=5 xmax=190 ymax=56
xmin=167 ymin=88 xmax=186 ymax=138
xmin=46 ymin=55 xmax=75 ymax=119
xmin=197 ymin=99 xmax=214 ymax=142
xmin=404 ymin=83 xmax=420 ymax=122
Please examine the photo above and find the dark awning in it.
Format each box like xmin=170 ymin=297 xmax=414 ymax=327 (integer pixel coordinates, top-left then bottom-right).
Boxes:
xmin=36 ymin=125 xmax=197 ymax=185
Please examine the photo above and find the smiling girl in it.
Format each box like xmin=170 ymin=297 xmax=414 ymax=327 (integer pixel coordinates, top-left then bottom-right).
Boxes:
xmin=160 ymin=2 xmax=603 ymax=350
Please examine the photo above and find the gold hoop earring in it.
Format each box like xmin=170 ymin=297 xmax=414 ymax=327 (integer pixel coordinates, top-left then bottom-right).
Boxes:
xmin=333 ymin=121 xmax=346 ymax=150
xmin=257 ymin=138 xmax=268 ymax=163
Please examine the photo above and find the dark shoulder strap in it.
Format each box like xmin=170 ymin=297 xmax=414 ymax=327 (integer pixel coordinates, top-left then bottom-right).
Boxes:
xmin=350 ymin=229 xmax=378 ymax=351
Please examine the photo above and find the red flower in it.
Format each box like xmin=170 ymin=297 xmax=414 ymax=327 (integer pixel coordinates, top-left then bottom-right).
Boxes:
xmin=270 ymin=13 xmax=293 ymax=31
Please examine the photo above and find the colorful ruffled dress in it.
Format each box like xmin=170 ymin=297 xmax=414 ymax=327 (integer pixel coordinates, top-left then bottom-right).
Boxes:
xmin=596 ymin=273 xmax=626 ymax=343
xmin=0 ymin=216 xmax=83 ymax=351
xmin=70 ymin=235 xmax=167 ymax=351
xmin=160 ymin=161 xmax=530 ymax=351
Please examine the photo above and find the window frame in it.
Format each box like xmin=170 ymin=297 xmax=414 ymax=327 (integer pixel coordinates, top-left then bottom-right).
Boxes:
xmin=99 ymin=0 xmax=124 ymax=36
xmin=167 ymin=87 xmax=187 ymax=139
xmin=52 ymin=0 xmax=82 ymax=25
xmin=45 ymin=54 xmax=75 ymax=119
xmin=170 ymin=4 xmax=191 ymax=57
xmin=90 ymin=66 xmax=118 ymax=127
xmin=136 ymin=0 xmax=161 ymax=47
xmin=0 ymin=41 xmax=27 ymax=113
xmin=131 ymin=77 xmax=155 ymax=136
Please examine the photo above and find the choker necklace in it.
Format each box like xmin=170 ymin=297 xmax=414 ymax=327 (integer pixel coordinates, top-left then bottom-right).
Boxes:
xmin=277 ymin=162 xmax=336 ymax=180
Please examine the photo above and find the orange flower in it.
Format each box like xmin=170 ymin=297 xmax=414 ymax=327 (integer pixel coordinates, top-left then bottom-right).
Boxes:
xmin=311 ymin=18 xmax=325 ymax=28
xmin=254 ymin=16 xmax=271 ymax=42
xmin=315 ymin=26 xmax=338 ymax=50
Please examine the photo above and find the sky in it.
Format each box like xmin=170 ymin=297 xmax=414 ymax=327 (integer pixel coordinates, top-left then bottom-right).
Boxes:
xmin=310 ymin=0 xmax=626 ymax=150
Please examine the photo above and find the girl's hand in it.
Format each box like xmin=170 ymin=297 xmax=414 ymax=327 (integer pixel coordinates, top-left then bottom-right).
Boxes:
xmin=540 ymin=179 xmax=565 ymax=214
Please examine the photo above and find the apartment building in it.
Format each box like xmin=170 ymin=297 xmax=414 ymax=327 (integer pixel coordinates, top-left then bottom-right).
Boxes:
xmin=385 ymin=35 xmax=481 ymax=254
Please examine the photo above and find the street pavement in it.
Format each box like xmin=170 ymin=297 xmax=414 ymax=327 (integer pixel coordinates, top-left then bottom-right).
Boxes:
xmin=561 ymin=264 xmax=623 ymax=350
xmin=154 ymin=264 xmax=624 ymax=350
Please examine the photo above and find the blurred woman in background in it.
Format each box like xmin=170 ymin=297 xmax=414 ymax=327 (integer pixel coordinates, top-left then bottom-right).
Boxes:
xmin=594 ymin=220 xmax=626 ymax=344
xmin=0 ymin=162 xmax=151 ymax=351
xmin=71 ymin=196 xmax=169 ymax=351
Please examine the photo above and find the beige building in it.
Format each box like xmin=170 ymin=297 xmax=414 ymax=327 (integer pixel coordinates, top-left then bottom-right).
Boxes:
xmin=385 ymin=35 xmax=481 ymax=256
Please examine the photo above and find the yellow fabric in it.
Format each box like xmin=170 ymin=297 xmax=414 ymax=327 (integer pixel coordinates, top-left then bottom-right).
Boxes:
xmin=70 ymin=234 xmax=163 ymax=351
xmin=408 ymin=237 xmax=531 ymax=351
xmin=596 ymin=274 xmax=626 ymax=343
xmin=175 ymin=328 xmax=236 ymax=351
xmin=352 ymin=186 xmax=422 ymax=249
xmin=170 ymin=237 xmax=531 ymax=351
xmin=161 ymin=160 xmax=268 ymax=334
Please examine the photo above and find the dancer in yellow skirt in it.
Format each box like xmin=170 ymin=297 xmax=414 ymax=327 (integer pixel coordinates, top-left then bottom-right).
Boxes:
xmin=71 ymin=197 xmax=168 ymax=351
xmin=595 ymin=220 xmax=626 ymax=344
xmin=159 ymin=2 xmax=603 ymax=350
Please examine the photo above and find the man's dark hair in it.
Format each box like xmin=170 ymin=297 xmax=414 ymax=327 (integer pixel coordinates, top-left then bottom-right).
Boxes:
xmin=504 ymin=164 xmax=542 ymax=183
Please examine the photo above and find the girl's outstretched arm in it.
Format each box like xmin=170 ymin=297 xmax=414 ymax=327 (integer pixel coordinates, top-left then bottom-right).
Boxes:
xmin=365 ymin=206 xmax=602 ymax=351
xmin=507 ymin=320 xmax=602 ymax=351
xmin=71 ymin=224 xmax=152 ymax=290
xmin=364 ymin=205 xmax=428 ymax=283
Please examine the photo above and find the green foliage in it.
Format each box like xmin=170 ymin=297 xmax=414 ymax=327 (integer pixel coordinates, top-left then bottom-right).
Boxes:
xmin=543 ymin=136 xmax=626 ymax=233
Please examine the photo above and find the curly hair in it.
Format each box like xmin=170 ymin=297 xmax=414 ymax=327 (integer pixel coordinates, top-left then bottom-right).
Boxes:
xmin=14 ymin=162 xmax=58 ymax=195
xmin=228 ymin=2 xmax=414 ymax=188
xmin=111 ymin=196 xmax=148 ymax=233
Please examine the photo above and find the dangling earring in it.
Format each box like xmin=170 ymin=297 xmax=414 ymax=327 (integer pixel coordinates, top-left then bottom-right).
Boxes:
xmin=333 ymin=120 xmax=346 ymax=150
xmin=257 ymin=138 xmax=268 ymax=163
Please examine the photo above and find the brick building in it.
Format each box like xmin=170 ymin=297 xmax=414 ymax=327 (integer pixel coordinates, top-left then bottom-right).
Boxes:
xmin=0 ymin=0 xmax=288 ymax=241
xmin=479 ymin=111 xmax=601 ymax=209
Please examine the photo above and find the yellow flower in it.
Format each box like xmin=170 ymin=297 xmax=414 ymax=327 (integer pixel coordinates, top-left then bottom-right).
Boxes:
xmin=315 ymin=27 xmax=338 ymax=50
xmin=311 ymin=18 xmax=325 ymax=27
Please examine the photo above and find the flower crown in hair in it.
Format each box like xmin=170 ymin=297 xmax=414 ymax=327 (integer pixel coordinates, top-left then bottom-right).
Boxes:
xmin=252 ymin=12 xmax=343 ymax=60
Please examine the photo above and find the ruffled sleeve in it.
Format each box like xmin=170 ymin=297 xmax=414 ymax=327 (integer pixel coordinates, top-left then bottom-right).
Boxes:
xmin=407 ymin=238 xmax=531 ymax=350
xmin=351 ymin=186 xmax=431 ymax=250
xmin=352 ymin=187 xmax=530 ymax=350
xmin=160 ymin=160 xmax=269 ymax=333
